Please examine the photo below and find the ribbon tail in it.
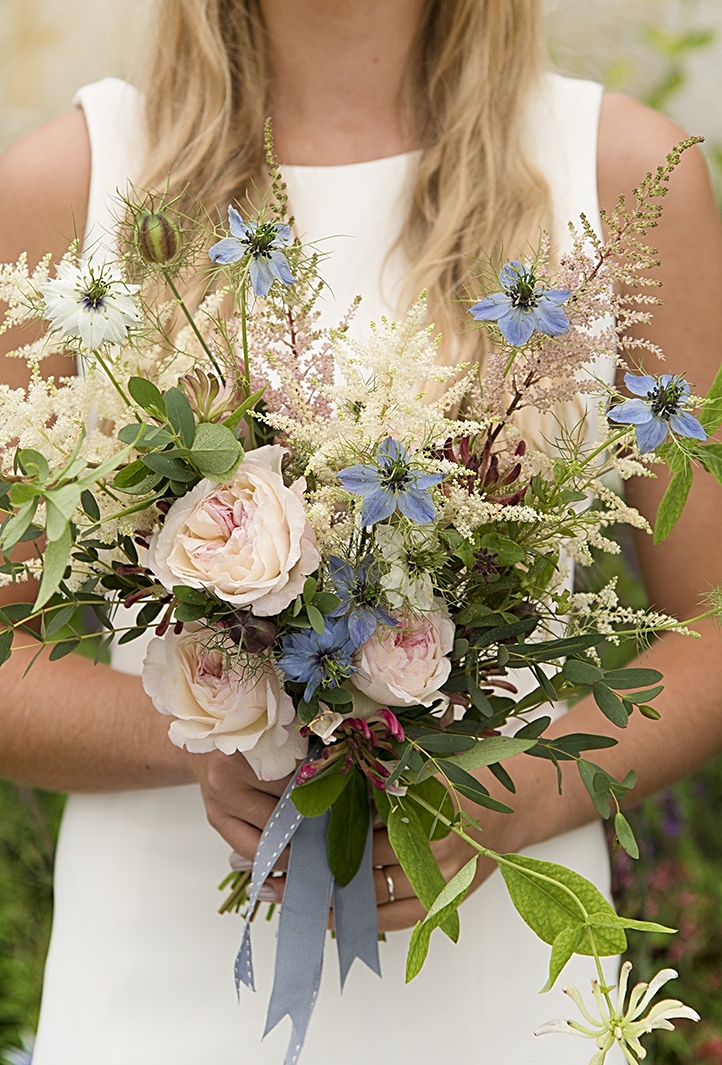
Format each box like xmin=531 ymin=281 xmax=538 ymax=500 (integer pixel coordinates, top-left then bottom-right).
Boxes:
xmin=334 ymin=821 xmax=381 ymax=988
xmin=235 ymin=774 xmax=305 ymax=994
xmin=263 ymin=811 xmax=334 ymax=1065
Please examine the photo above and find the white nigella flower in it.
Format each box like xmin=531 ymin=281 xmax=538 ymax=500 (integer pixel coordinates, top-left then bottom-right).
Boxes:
xmin=375 ymin=525 xmax=435 ymax=612
xmin=535 ymin=961 xmax=699 ymax=1065
xmin=42 ymin=258 xmax=141 ymax=349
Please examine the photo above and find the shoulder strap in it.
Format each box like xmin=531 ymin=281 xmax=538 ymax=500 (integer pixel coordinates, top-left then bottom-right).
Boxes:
xmin=74 ymin=78 xmax=145 ymax=261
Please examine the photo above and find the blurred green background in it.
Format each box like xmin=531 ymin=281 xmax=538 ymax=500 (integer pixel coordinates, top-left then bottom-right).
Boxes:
xmin=2 ymin=0 xmax=722 ymax=1062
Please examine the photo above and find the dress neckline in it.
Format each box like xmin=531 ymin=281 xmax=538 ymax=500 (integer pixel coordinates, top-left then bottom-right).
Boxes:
xmin=282 ymin=149 xmax=421 ymax=174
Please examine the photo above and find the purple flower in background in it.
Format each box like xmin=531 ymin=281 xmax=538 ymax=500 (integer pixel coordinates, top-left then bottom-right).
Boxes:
xmin=1 ymin=1031 xmax=34 ymax=1065
xmin=209 ymin=206 xmax=296 ymax=297
xmin=327 ymin=555 xmax=397 ymax=647
xmin=608 ymin=372 xmax=707 ymax=453
xmin=337 ymin=438 xmax=443 ymax=527
xmin=468 ymin=260 xmax=571 ymax=347
xmin=278 ymin=617 xmax=356 ymax=702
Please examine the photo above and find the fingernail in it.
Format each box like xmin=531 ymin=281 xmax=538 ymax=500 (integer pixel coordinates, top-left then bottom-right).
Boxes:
xmin=229 ymin=852 xmax=253 ymax=871
xmin=258 ymin=884 xmax=278 ymax=902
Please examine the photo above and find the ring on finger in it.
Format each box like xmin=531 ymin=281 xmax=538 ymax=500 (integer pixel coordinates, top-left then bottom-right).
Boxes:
xmin=384 ymin=869 xmax=396 ymax=904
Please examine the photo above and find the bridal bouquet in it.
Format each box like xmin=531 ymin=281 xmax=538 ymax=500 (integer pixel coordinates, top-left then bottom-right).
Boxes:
xmin=0 ymin=136 xmax=717 ymax=1063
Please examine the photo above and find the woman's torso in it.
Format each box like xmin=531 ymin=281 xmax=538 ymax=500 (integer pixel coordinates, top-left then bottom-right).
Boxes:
xmin=33 ymin=73 xmax=622 ymax=1065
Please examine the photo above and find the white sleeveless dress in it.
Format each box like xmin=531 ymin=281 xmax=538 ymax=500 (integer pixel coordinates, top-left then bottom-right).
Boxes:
xmin=33 ymin=75 xmax=623 ymax=1065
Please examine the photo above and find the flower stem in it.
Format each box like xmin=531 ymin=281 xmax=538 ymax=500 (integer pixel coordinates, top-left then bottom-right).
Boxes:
xmin=239 ymin=269 xmax=257 ymax=450
xmin=163 ymin=270 xmax=226 ymax=382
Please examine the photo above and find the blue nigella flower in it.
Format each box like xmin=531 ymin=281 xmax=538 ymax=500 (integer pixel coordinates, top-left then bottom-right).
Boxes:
xmin=468 ymin=260 xmax=571 ymax=347
xmin=337 ymin=438 xmax=443 ymax=527
xmin=608 ymin=372 xmax=707 ymax=453
xmin=327 ymin=555 xmax=397 ymax=647
xmin=208 ymin=205 xmax=296 ymax=298
xmin=278 ymin=617 xmax=356 ymax=703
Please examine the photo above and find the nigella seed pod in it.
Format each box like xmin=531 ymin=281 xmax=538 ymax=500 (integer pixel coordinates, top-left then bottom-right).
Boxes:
xmin=228 ymin=611 xmax=278 ymax=653
xmin=136 ymin=211 xmax=182 ymax=265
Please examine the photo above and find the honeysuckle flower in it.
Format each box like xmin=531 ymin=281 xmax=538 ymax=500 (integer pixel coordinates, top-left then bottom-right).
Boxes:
xmin=327 ymin=554 xmax=397 ymax=647
xmin=278 ymin=617 xmax=356 ymax=702
xmin=208 ymin=205 xmax=296 ymax=297
xmin=468 ymin=260 xmax=570 ymax=347
xmin=608 ymin=372 xmax=707 ymax=453
xmin=308 ymin=704 xmax=345 ymax=743
xmin=41 ymin=258 xmax=141 ymax=349
xmin=535 ymin=962 xmax=699 ymax=1065
xmin=337 ymin=438 xmax=443 ymax=527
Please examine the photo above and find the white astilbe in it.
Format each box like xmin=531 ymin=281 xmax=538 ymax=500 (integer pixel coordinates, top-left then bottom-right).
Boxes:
xmin=567 ymin=578 xmax=694 ymax=645
xmin=440 ymin=483 xmax=544 ymax=539
xmin=0 ymin=252 xmax=53 ymax=331
xmin=536 ymin=962 xmax=699 ymax=1064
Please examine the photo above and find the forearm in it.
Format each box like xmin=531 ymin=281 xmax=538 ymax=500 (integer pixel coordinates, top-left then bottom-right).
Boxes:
xmin=478 ymin=620 xmax=722 ymax=854
xmin=0 ymin=640 xmax=194 ymax=792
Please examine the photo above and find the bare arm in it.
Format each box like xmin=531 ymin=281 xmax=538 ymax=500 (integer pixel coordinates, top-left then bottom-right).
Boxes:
xmin=0 ymin=111 xmax=194 ymax=791
xmin=371 ymin=95 xmax=722 ymax=930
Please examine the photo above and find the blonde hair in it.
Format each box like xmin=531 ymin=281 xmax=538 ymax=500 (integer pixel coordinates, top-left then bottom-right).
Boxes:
xmin=141 ymin=0 xmax=551 ymax=372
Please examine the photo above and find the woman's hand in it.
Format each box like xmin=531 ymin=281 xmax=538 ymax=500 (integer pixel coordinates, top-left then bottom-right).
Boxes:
xmin=190 ymin=750 xmax=292 ymax=895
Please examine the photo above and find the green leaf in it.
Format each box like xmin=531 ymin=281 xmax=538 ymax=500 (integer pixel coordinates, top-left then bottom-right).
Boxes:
xmin=405 ymin=857 xmax=477 ymax=981
xmin=622 ymin=685 xmax=664 ymax=705
xmin=408 ymin=778 xmax=454 ymax=841
xmin=173 ymin=603 xmax=207 ymax=622
xmin=388 ymin=802 xmax=459 ymax=941
xmin=0 ymin=498 xmax=39 ymax=552
xmin=471 ymin=617 xmax=538 ymax=648
xmin=0 ymin=628 xmax=13 ymax=666
xmin=128 ymin=376 xmax=166 ymax=417
xmin=34 ymin=526 xmax=72 ymax=610
xmin=415 ymin=733 xmax=477 ymax=754
xmin=327 ymin=768 xmax=369 ymax=886
xmin=172 ymin=584 xmax=207 ymax=604
xmin=142 ymin=453 xmax=196 ymax=481
xmin=189 ymin=422 xmax=243 ymax=480
xmin=701 ymin=361 xmax=722 ymax=434
xmin=577 ymin=760 xmax=612 ymax=819
xmin=45 ymin=484 xmax=82 ymax=541
xmin=603 ymin=668 xmax=663 ymax=690
xmin=318 ymin=686 xmax=353 ymax=705
xmin=307 ymin=604 xmax=325 ymax=634
xmin=653 ymin=464 xmax=692 ymax=544
xmin=118 ymin=423 xmax=174 ymax=449
xmin=614 ymin=812 xmax=640 ymax=860
xmin=48 ymin=639 xmax=80 ymax=660
xmin=16 ymin=449 xmax=49 ymax=482
xmin=45 ymin=604 xmax=77 ymax=636
xmin=436 ymin=759 xmax=513 ymax=813
xmin=222 ymin=387 xmax=267 ymax=431
xmin=165 ymin=387 xmax=196 ymax=448
xmin=562 ymin=659 xmax=605 ymax=685
xmin=441 ymin=735 xmax=536 ymax=771
xmin=303 ymin=577 xmax=317 ymax=603
xmin=586 ymin=911 xmax=675 ymax=935
xmin=313 ymin=592 xmax=341 ymax=614
xmin=80 ymin=489 xmax=100 ymax=521
xmin=592 ymin=682 xmax=629 ymax=728
xmin=498 ymin=853 xmax=626 ymax=956
xmin=292 ymin=766 xmax=351 ymax=817
xmin=541 ymin=926 xmax=584 ymax=992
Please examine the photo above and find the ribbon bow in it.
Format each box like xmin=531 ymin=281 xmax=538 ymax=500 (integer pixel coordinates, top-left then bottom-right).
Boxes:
xmin=235 ymin=767 xmax=381 ymax=1064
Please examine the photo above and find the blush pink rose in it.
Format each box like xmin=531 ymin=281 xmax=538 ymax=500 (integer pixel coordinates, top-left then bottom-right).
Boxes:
xmin=350 ymin=601 xmax=455 ymax=708
xmin=142 ymin=625 xmax=307 ymax=780
xmin=147 ymin=444 xmax=320 ymax=616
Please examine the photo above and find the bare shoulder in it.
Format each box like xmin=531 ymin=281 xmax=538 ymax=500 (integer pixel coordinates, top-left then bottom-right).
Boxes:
xmin=597 ymin=92 xmax=713 ymax=218
xmin=0 ymin=109 xmax=90 ymax=265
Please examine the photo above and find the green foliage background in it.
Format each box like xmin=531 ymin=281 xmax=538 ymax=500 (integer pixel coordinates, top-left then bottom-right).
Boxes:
xmin=2 ymin=3 xmax=722 ymax=1061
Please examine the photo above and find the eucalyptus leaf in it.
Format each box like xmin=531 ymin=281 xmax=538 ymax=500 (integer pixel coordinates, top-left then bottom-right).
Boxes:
xmin=701 ymin=361 xmax=722 ymax=434
xmin=307 ymin=604 xmax=325 ymax=634
xmin=442 ymin=736 xmax=536 ymax=771
xmin=165 ymin=387 xmax=196 ymax=448
xmin=48 ymin=639 xmax=80 ymax=660
xmin=142 ymin=453 xmax=197 ymax=482
xmin=80 ymin=489 xmax=100 ymax=521
xmin=436 ymin=759 xmax=513 ymax=813
xmin=0 ymin=499 xmax=39 ymax=552
xmin=592 ymin=682 xmax=629 ymax=728
xmin=614 ymin=812 xmax=640 ymax=860
xmin=562 ymin=659 xmax=604 ymax=685
xmin=407 ymin=778 xmax=454 ymax=840
xmin=603 ymin=667 xmax=663 ymax=690
xmin=128 ymin=377 xmax=166 ymax=417
xmin=190 ymin=422 xmax=243 ymax=480
xmin=34 ymin=525 xmax=72 ymax=610
xmin=16 ymin=449 xmax=49 ymax=482
xmin=0 ymin=628 xmax=13 ymax=666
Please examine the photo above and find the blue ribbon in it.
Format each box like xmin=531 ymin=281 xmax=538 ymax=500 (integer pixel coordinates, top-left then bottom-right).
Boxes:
xmin=235 ymin=770 xmax=381 ymax=1064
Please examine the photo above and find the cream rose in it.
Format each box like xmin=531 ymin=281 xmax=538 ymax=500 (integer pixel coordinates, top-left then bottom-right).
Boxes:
xmin=350 ymin=601 xmax=455 ymax=708
xmin=147 ymin=444 xmax=320 ymax=616
xmin=142 ymin=626 xmax=307 ymax=780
